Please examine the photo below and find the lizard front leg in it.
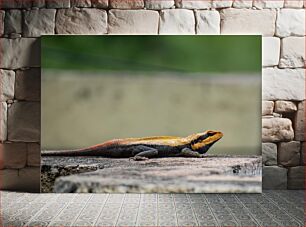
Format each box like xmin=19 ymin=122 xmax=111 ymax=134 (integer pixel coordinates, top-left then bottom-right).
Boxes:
xmin=131 ymin=145 xmax=159 ymax=161
xmin=178 ymin=148 xmax=207 ymax=158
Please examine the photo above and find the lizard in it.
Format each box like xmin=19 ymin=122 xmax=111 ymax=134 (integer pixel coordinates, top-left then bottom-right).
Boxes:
xmin=41 ymin=130 xmax=223 ymax=161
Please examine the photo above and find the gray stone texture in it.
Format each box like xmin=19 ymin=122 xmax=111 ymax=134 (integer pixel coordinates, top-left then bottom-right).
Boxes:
xmin=32 ymin=0 xmax=46 ymax=8
xmin=46 ymin=0 xmax=70 ymax=8
xmin=195 ymin=10 xmax=220 ymax=34
xmin=301 ymin=142 xmax=305 ymax=165
xmin=212 ymin=0 xmax=233 ymax=8
xmin=15 ymin=68 xmax=41 ymax=101
xmin=91 ymin=0 xmax=108 ymax=8
xmin=56 ymin=8 xmax=107 ymax=34
xmin=71 ymin=0 xmax=92 ymax=7
xmin=0 ymin=142 xmax=27 ymax=169
xmin=294 ymin=101 xmax=305 ymax=141
xmin=276 ymin=9 xmax=305 ymax=37
xmin=262 ymin=118 xmax=294 ymax=142
xmin=284 ymin=0 xmax=304 ymax=8
xmin=175 ymin=0 xmax=211 ymax=9
xmin=280 ymin=37 xmax=305 ymax=68
xmin=8 ymin=102 xmax=40 ymax=142
xmin=23 ymin=9 xmax=56 ymax=37
xmin=0 ymin=10 xmax=4 ymax=35
xmin=288 ymin=166 xmax=304 ymax=189
xmin=0 ymin=69 xmax=15 ymax=102
xmin=263 ymin=166 xmax=287 ymax=189
xmin=274 ymin=100 xmax=297 ymax=113
xmin=233 ymin=0 xmax=253 ymax=8
xmin=278 ymin=141 xmax=301 ymax=167
xmin=0 ymin=0 xmax=32 ymax=9
xmin=262 ymin=101 xmax=274 ymax=115
xmin=0 ymin=102 xmax=7 ymax=142
xmin=4 ymin=9 xmax=22 ymax=35
xmin=262 ymin=143 xmax=277 ymax=166
xmin=145 ymin=0 xmax=175 ymax=9
xmin=109 ymin=0 xmax=144 ymax=8
xmin=253 ymin=0 xmax=284 ymax=8
xmin=27 ymin=143 xmax=41 ymax=167
xmin=262 ymin=37 xmax=280 ymax=66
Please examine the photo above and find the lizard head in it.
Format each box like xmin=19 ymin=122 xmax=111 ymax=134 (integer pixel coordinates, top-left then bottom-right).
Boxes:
xmin=189 ymin=130 xmax=223 ymax=154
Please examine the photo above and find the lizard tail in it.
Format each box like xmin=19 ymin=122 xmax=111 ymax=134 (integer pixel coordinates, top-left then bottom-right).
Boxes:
xmin=41 ymin=148 xmax=96 ymax=156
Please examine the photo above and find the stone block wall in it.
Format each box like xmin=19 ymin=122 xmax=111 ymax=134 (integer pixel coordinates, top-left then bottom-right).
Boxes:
xmin=0 ymin=0 xmax=304 ymax=192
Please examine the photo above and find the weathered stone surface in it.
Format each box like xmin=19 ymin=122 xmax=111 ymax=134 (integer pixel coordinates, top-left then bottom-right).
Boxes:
xmin=0 ymin=102 xmax=7 ymax=142
xmin=232 ymin=0 xmax=253 ymax=8
xmin=0 ymin=38 xmax=40 ymax=69
xmin=0 ymin=0 xmax=32 ymax=8
xmin=27 ymin=143 xmax=41 ymax=167
xmin=262 ymin=143 xmax=277 ymax=166
xmin=294 ymin=101 xmax=305 ymax=141
xmin=15 ymin=68 xmax=41 ymax=101
xmin=110 ymin=0 xmax=144 ymax=8
xmin=288 ymin=166 xmax=304 ymax=189
xmin=253 ymin=0 xmax=284 ymax=8
xmin=0 ymin=69 xmax=15 ymax=102
xmin=263 ymin=166 xmax=287 ymax=189
xmin=301 ymin=142 xmax=305 ymax=165
xmin=23 ymin=9 xmax=56 ymax=37
xmin=46 ymin=0 xmax=70 ymax=8
xmin=4 ymin=9 xmax=22 ymax=35
xmin=284 ymin=0 xmax=304 ymax=8
xmin=56 ymin=8 xmax=107 ymax=34
xmin=278 ymin=141 xmax=301 ymax=167
xmin=145 ymin=0 xmax=175 ymax=9
xmin=274 ymin=100 xmax=297 ymax=113
xmin=32 ymin=0 xmax=46 ymax=8
xmin=71 ymin=0 xmax=91 ymax=7
xmin=220 ymin=9 xmax=276 ymax=35
xmin=195 ymin=10 xmax=220 ymax=34
xmin=280 ymin=37 xmax=305 ymax=68
xmin=0 ymin=142 xmax=27 ymax=169
xmin=108 ymin=10 xmax=159 ymax=34
xmin=175 ymin=0 xmax=211 ymax=9
xmin=276 ymin=9 xmax=305 ymax=37
xmin=8 ymin=102 xmax=40 ymax=142
xmin=262 ymin=118 xmax=294 ymax=142
xmin=0 ymin=167 xmax=40 ymax=192
xmin=212 ymin=0 xmax=233 ymax=8
xmin=159 ymin=9 xmax=195 ymax=34
xmin=91 ymin=0 xmax=108 ymax=8
xmin=262 ymin=101 xmax=274 ymax=115
xmin=262 ymin=68 xmax=305 ymax=101
xmin=0 ymin=10 xmax=4 ymax=35
xmin=262 ymin=37 xmax=280 ymax=66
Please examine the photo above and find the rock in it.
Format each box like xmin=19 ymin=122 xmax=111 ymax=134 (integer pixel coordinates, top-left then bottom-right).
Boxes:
xmin=253 ymin=0 xmax=284 ymax=8
xmin=288 ymin=166 xmax=304 ymax=189
xmin=212 ymin=0 xmax=233 ymax=8
xmin=232 ymin=0 xmax=253 ymax=8
xmin=71 ymin=0 xmax=91 ymax=7
xmin=145 ymin=0 xmax=175 ymax=9
xmin=159 ymin=9 xmax=195 ymax=34
xmin=284 ymin=0 xmax=304 ymax=8
xmin=195 ymin=10 xmax=220 ymax=34
xmin=301 ymin=142 xmax=305 ymax=165
xmin=175 ymin=0 xmax=211 ymax=9
xmin=46 ymin=0 xmax=70 ymax=8
xmin=4 ymin=10 xmax=22 ymax=35
xmin=0 ymin=102 xmax=7 ymax=142
xmin=0 ymin=11 xmax=3 ymax=35
xmin=56 ymin=8 xmax=107 ymax=34
xmin=15 ymin=68 xmax=41 ymax=101
xmin=294 ymin=101 xmax=305 ymax=141
xmin=262 ymin=101 xmax=274 ymax=115
xmin=263 ymin=166 xmax=287 ymax=189
xmin=276 ymin=9 xmax=305 ymax=37
xmin=27 ymin=143 xmax=41 ymax=167
xmin=262 ymin=37 xmax=280 ymax=66
xmin=23 ymin=9 xmax=56 ymax=37
xmin=109 ymin=0 xmax=144 ymax=8
xmin=220 ymin=9 xmax=276 ymax=36
xmin=32 ymin=0 xmax=46 ymax=8
xmin=0 ymin=38 xmax=40 ymax=69
xmin=274 ymin=101 xmax=297 ymax=113
xmin=0 ymin=69 xmax=15 ymax=102
xmin=262 ymin=68 xmax=305 ymax=101
xmin=262 ymin=118 xmax=294 ymax=142
xmin=0 ymin=142 xmax=27 ymax=169
xmin=280 ymin=37 xmax=305 ymax=68
xmin=0 ymin=0 xmax=32 ymax=8
xmin=262 ymin=143 xmax=277 ymax=166
xmin=8 ymin=102 xmax=40 ymax=142
xmin=278 ymin=141 xmax=301 ymax=167
xmin=91 ymin=0 xmax=108 ymax=8
xmin=108 ymin=10 xmax=159 ymax=34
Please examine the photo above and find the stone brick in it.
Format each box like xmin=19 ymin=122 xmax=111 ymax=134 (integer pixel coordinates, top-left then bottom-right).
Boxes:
xmin=32 ymin=0 xmax=46 ymax=8
xmin=0 ymin=142 xmax=27 ymax=169
xmin=284 ymin=0 xmax=304 ymax=8
xmin=276 ymin=9 xmax=305 ymax=37
xmin=262 ymin=37 xmax=280 ymax=67
xmin=8 ymin=102 xmax=40 ymax=142
xmin=220 ymin=9 xmax=276 ymax=36
xmin=4 ymin=9 xmax=22 ymax=35
xmin=46 ymin=0 xmax=70 ymax=8
xmin=108 ymin=10 xmax=159 ymax=34
xmin=0 ymin=0 xmax=32 ymax=9
xmin=0 ymin=102 xmax=7 ymax=142
xmin=262 ymin=118 xmax=294 ymax=142
xmin=0 ymin=69 xmax=15 ymax=102
xmin=0 ymin=167 xmax=40 ymax=192
xmin=212 ymin=0 xmax=233 ymax=8
xmin=15 ymin=68 xmax=41 ymax=101
xmin=71 ymin=0 xmax=92 ymax=7
xmin=262 ymin=143 xmax=277 ymax=166
xmin=0 ymin=10 xmax=4 ymax=35
xmin=91 ymin=0 xmax=108 ymax=8
xmin=262 ymin=68 xmax=305 ymax=101
xmin=175 ymin=0 xmax=211 ymax=9
xmin=253 ymin=0 xmax=284 ymax=8
xmin=274 ymin=101 xmax=297 ymax=113
xmin=301 ymin=142 xmax=305 ymax=165
xmin=232 ymin=0 xmax=252 ymax=8
xmin=159 ymin=9 xmax=195 ymax=34
xmin=263 ymin=166 xmax=287 ymax=189
xmin=278 ymin=141 xmax=301 ymax=167
xmin=27 ymin=143 xmax=40 ymax=167
xmin=288 ymin=166 xmax=304 ymax=189
xmin=56 ymin=8 xmax=107 ymax=34
xmin=195 ymin=10 xmax=220 ymax=34
xmin=145 ymin=0 xmax=175 ymax=9
xmin=294 ymin=101 xmax=305 ymax=141
xmin=262 ymin=101 xmax=274 ymax=115
xmin=23 ymin=9 xmax=56 ymax=37
xmin=0 ymin=38 xmax=40 ymax=69
xmin=280 ymin=37 xmax=305 ymax=68
xmin=110 ymin=0 xmax=144 ymax=8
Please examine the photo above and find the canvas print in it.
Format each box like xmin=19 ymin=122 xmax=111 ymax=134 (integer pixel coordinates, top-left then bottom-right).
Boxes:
xmin=41 ymin=36 xmax=261 ymax=193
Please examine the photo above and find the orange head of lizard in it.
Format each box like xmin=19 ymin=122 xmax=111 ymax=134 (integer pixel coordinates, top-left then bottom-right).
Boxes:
xmin=188 ymin=130 xmax=223 ymax=154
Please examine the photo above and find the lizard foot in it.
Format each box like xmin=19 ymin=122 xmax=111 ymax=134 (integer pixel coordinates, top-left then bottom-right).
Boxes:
xmin=131 ymin=156 xmax=149 ymax=161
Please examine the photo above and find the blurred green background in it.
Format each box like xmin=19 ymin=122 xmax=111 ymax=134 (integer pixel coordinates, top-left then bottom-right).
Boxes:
xmin=42 ymin=36 xmax=261 ymax=155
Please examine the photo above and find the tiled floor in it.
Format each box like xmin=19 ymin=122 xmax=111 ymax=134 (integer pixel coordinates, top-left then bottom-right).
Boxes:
xmin=2 ymin=190 xmax=304 ymax=226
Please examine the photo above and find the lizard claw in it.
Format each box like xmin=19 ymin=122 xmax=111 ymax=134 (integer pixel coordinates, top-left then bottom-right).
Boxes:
xmin=130 ymin=156 xmax=149 ymax=161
